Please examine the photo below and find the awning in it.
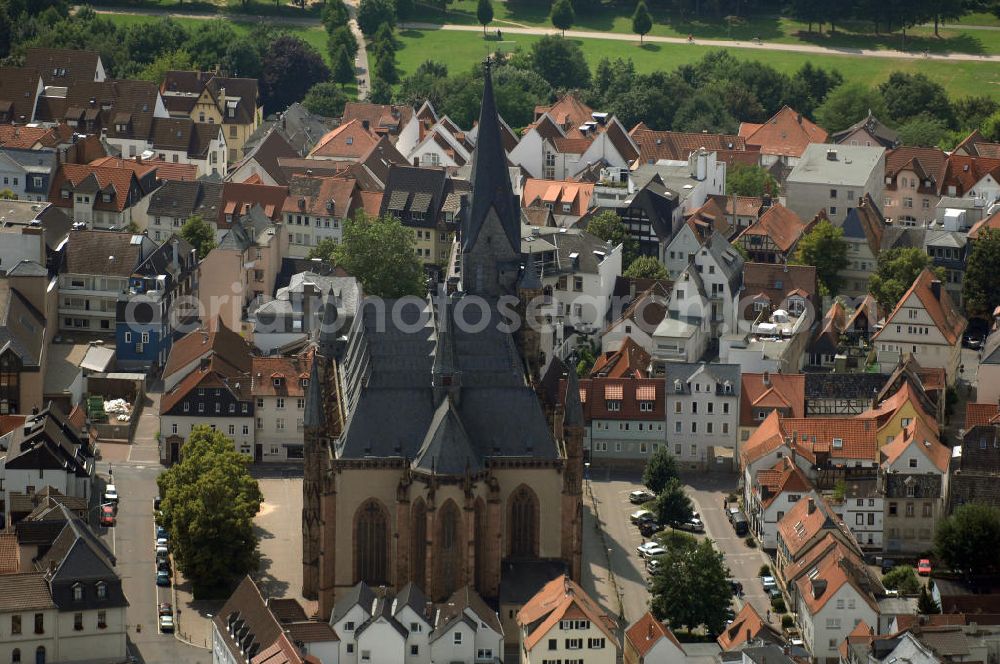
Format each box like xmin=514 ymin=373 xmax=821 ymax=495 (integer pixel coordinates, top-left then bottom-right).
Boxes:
xmin=636 ymin=385 xmax=656 ymax=401
xmin=604 ymin=384 xmax=623 ymax=400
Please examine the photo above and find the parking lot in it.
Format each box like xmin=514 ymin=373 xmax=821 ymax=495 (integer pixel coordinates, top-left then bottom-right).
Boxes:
xmin=585 ymin=467 xmax=775 ymax=629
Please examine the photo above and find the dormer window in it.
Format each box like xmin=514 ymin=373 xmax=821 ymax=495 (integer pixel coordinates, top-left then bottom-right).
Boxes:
xmin=301 ymin=378 xmax=309 ymax=387
xmin=72 ymin=583 xmax=83 ymax=602
xmin=273 ymin=377 xmax=283 ymax=387
xmin=346 ymin=137 xmax=354 ymax=145
xmin=102 ymin=193 xmax=112 ymax=203
xmin=95 ymin=582 xmax=107 ymax=600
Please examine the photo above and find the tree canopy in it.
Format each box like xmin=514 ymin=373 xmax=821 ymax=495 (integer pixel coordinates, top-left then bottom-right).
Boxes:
xmin=624 ymin=255 xmax=668 ymax=280
xmin=477 ymin=0 xmax=494 ymax=34
xmin=302 ymin=82 xmax=350 ymax=118
xmin=357 ymin=0 xmax=396 ymax=37
xmin=632 ymin=0 xmax=653 ymax=43
xmin=260 ymin=35 xmax=331 ymax=114
xmin=324 ymin=213 xmax=426 ymax=298
xmin=815 ymin=82 xmax=889 ymax=133
xmin=726 ymin=164 xmax=778 ymax=197
xmin=881 ymin=565 xmax=920 ymax=594
xmin=157 ymin=426 xmax=263 ymax=597
xmin=655 ymin=478 xmax=695 ymax=526
xmin=529 ymin=36 xmax=590 ymax=90
xmin=868 ymin=247 xmax=942 ymax=310
xmin=651 ymin=538 xmax=733 ymax=634
xmin=879 ymin=72 xmax=954 ymax=128
xmin=794 ymin=219 xmax=849 ymax=295
xmin=935 ymin=503 xmax=1000 ymax=579
xmin=643 ymin=446 xmax=679 ymax=494
xmin=963 ymin=228 xmax=1000 ymax=319
xmin=550 ymin=0 xmax=575 ymax=35
xmin=180 ymin=215 xmax=216 ymax=259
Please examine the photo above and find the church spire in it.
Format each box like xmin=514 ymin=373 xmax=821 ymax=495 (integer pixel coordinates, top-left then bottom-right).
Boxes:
xmin=303 ymin=354 xmax=325 ymax=431
xmin=461 ymin=58 xmax=522 ymax=296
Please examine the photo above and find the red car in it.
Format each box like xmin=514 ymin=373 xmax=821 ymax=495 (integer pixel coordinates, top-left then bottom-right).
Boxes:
xmin=918 ymin=559 xmax=932 ymax=576
xmin=100 ymin=504 xmax=115 ymax=527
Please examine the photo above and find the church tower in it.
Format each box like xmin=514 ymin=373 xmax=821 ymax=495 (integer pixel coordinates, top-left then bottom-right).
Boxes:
xmin=301 ymin=356 xmax=325 ymax=600
xmin=461 ymin=60 xmax=522 ymax=297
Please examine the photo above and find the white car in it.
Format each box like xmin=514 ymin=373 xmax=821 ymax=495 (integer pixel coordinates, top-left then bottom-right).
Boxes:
xmin=761 ymin=575 xmax=777 ymax=591
xmin=640 ymin=545 xmax=667 ymax=560
xmin=637 ymin=541 xmax=660 ymax=556
xmin=158 ymin=614 xmax=175 ymax=633
xmin=103 ymin=485 xmax=119 ymax=503
xmin=630 ymin=509 xmax=654 ymax=524
xmin=155 ymin=537 xmax=168 ymax=548
xmin=629 ymin=490 xmax=655 ymax=504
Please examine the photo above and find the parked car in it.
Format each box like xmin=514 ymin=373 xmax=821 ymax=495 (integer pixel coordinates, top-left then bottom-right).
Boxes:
xmin=761 ymin=575 xmax=777 ymax=591
xmin=630 ymin=509 xmax=655 ymax=524
xmin=155 ymin=537 xmax=168 ymax=548
xmin=100 ymin=505 xmax=115 ymax=527
xmin=646 ymin=559 xmax=663 ymax=573
xmin=640 ymin=545 xmax=668 ymax=560
xmin=637 ymin=541 xmax=662 ymax=557
xmin=963 ymin=333 xmax=984 ymax=350
xmin=730 ymin=580 xmax=744 ymax=596
xmin=639 ymin=521 xmax=665 ymax=538
xmin=158 ymin=614 xmax=175 ymax=633
xmin=156 ymin=526 xmax=168 ymax=540
xmin=880 ymin=558 xmax=897 ymax=574
xmin=153 ymin=496 xmax=162 ymax=511
xmin=674 ymin=517 xmax=705 ymax=533
xmin=726 ymin=507 xmax=740 ymax=522
xmin=768 ymin=587 xmax=782 ymax=599
xmin=732 ymin=512 xmax=749 ymax=536
xmin=157 ymin=559 xmax=171 ymax=573
xmin=158 ymin=603 xmax=172 ymax=617
xmin=918 ymin=559 xmax=932 ymax=576
xmin=156 ymin=570 xmax=171 ymax=587
xmin=629 ymin=489 xmax=655 ymax=504
xmin=155 ymin=545 xmax=169 ymax=560
xmin=103 ymin=484 xmax=119 ymax=504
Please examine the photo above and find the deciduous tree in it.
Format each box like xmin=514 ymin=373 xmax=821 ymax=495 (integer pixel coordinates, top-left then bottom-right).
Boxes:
xmin=726 ymin=165 xmax=778 ymax=197
xmin=322 ymin=0 xmax=350 ymax=34
xmin=655 ymin=478 xmax=694 ymax=526
xmin=477 ymin=0 xmax=494 ymax=35
xmin=963 ymin=228 xmax=1000 ymax=319
xmin=179 ymin=215 xmax=216 ymax=259
xmin=879 ymin=72 xmax=955 ymax=128
xmin=332 ymin=45 xmax=356 ymax=86
xmin=643 ymin=446 xmax=679 ymax=494
xmin=815 ymin=82 xmax=889 ymax=133
xmin=585 ymin=210 xmax=638 ymax=264
xmin=898 ymin=115 xmax=950 ymax=148
xmin=881 ymin=565 xmax=921 ymax=594
xmin=157 ymin=426 xmax=263 ymax=598
xmin=529 ymin=35 xmax=591 ymax=91
xmin=935 ymin=503 xmax=1000 ymax=579
xmin=869 ymin=247 xmax=943 ymax=310
xmin=651 ymin=539 xmax=732 ymax=634
xmin=302 ymin=82 xmax=349 ymax=117
xmin=261 ymin=36 xmax=331 ymax=114
xmin=624 ymin=255 xmax=668 ymax=279
xmin=357 ymin=0 xmax=396 ymax=38
xmin=333 ymin=213 xmax=426 ymax=298
xmin=632 ymin=0 xmax=653 ymax=43
xmin=794 ymin=219 xmax=850 ymax=295
xmin=550 ymin=0 xmax=575 ymax=36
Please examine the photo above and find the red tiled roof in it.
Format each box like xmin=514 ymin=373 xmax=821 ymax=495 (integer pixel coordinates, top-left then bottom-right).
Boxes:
xmin=965 ymin=402 xmax=1000 ymax=429
xmin=342 ymin=101 xmax=414 ymax=136
xmin=590 ymin=337 xmax=651 ymax=379
xmin=218 ymin=181 xmax=289 ymax=228
xmin=739 ymin=106 xmax=828 ymax=158
xmin=755 ymin=456 xmax=812 ymax=509
xmin=50 ymin=163 xmax=145 ymax=213
xmin=943 ymin=155 xmax=1000 ymax=197
xmin=880 ymin=419 xmax=950 ymax=473
xmin=283 ymin=175 xmax=359 ymax=219
xmin=872 ymin=268 xmax=967 ymax=346
xmin=626 ymin=611 xmax=683 ymax=658
xmin=535 ymin=94 xmax=595 ymax=136
xmin=780 ymin=417 xmax=878 ymax=463
xmin=859 ymin=380 xmax=938 ymax=435
xmin=968 ymin=209 xmax=1000 ymax=241
xmin=251 ymin=352 xmax=313 ymax=398
xmin=309 ymin=119 xmax=379 ymax=160
xmin=521 ymin=178 xmax=594 ymax=216
xmin=162 ymin=320 xmax=253 ymax=381
xmin=629 ymin=124 xmax=748 ymax=164
xmin=794 ymin=545 xmax=878 ymax=616
xmin=551 ymin=137 xmax=591 ymax=154
xmin=0 ymin=124 xmax=53 ymax=149
xmin=717 ymin=603 xmax=777 ymax=651
xmin=885 ymin=146 xmax=947 ymax=195
xmin=0 ymin=532 xmax=19 ymax=575
xmin=740 ymin=373 xmax=805 ymax=427
xmin=0 ymin=414 xmax=27 ymax=436
xmin=736 ymin=203 xmax=809 ymax=252
xmin=740 ymin=410 xmax=787 ymax=467
xmin=359 ymin=190 xmax=383 ymax=217
xmin=160 ymin=357 xmax=250 ymax=415
xmin=776 ymin=493 xmax=842 ymax=561
xmin=517 ymin=575 xmax=618 ymax=652
xmin=571 ymin=377 xmax=664 ymax=421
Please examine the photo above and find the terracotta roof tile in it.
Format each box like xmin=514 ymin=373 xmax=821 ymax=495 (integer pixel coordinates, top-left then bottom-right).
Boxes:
xmin=522 ymin=178 xmax=594 ymax=216
xmin=629 ymin=124 xmax=748 ymax=164
xmin=780 ymin=417 xmax=879 ymax=462
xmin=755 ymin=456 xmax=812 ymax=509
xmin=590 ymin=336 xmax=651 ymax=379
xmin=162 ymin=320 xmax=253 ymax=381
xmin=793 ymin=545 xmax=878 ymax=616
xmin=0 ymin=573 xmax=55 ymax=611
xmin=740 ymin=263 xmax=818 ymax=321
xmin=886 ymin=146 xmax=947 ymax=195
xmin=50 ymin=163 xmax=147 ymax=213
xmin=342 ymin=101 xmax=414 ymax=136
xmin=740 ymin=106 xmax=828 ymax=158
xmin=626 ymin=611 xmax=684 ymax=658
xmin=872 ymin=268 xmax=966 ymax=346
xmin=517 ymin=575 xmax=619 ymax=652
xmin=309 ymin=120 xmax=379 ymax=160
xmin=717 ymin=603 xmax=778 ymax=651
xmin=535 ymin=95 xmax=595 ymax=135
xmin=943 ymin=155 xmax=1000 ymax=197
xmin=359 ymin=190 xmax=383 ymax=217
xmin=968 ymin=209 xmax=1000 ymax=241
xmin=0 ymin=125 xmax=53 ymax=149
xmin=740 ymin=373 xmax=806 ymax=427
xmin=741 ymin=411 xmax=788 ymax=467
xmin=284 ymin=175 xmax=359 ymax=219
xmin=859 ymin=380 xmax=939 ymax=435
xmin=965 ymin=402 xmax=1000 ymax=428
xmin=880 ymin=420 xmax=950 ymax=473
xmin=570 ymin=377 xmax=663 ymax=421
xmin=736 ymin=203 xmax=810 ymax=252
xmin=251 ymin=352 xmax=312 ymax=398
xmin=776 ymin=493 xmax=845 ymax=561
xmin=0 ymin=532 xmax=19 ymax=574
xmin=218 ymin=181 xmax=289 ymax=228
xmin=551 ymin=137 xmax=591 ymax=154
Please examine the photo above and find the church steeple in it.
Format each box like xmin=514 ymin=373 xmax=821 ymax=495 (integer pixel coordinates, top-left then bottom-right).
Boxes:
xmin=461 ymin=58 xmax=522 ymax=297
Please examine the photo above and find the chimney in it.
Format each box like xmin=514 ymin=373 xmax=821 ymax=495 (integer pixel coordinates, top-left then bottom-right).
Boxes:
xmin=796 ymin=112 xmax=803 ymax=125
xmin=807 ymin=496 xmax=816 ymax=514
xmin=762 ymin=371 xmax=770 ymax=386
xmin=362 ymin=119 xmax=370 ymax=131
xmin=930 ymin=279 xmax=942 ymax=300
xmin=826 ymin=149 xmax=838 ymax=161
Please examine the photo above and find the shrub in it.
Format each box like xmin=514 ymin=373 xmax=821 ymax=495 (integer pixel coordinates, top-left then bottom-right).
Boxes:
xmin=745 ymin=535 xmax=757 ymax=548
xmin=771 ymin=597 xmax=786 ymax=613
xmin=781 ymin=614 xmax=795 ymax=629
xmin=759 ymin=564 xmax=771 ymax=576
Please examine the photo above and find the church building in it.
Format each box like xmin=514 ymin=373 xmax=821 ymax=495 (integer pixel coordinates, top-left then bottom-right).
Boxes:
xmin=301 ymin=61 xmax=584 ymax=618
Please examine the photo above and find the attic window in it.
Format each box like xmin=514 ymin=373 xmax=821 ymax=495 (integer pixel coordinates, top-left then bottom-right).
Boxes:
xmin=273 ymin=377 xmax=283 ymax=387
xmin=301 ymin=378 xmax=309 ymax=387
xmin=95 ymin=582 xmax=107 ymax=600
xmin=72 ymin=584 xmax=83 ymax=602
xmin=832 ymin=438 xmax=844 ymax=449
xmin=346 ymin=137 xmax=354 ymax=145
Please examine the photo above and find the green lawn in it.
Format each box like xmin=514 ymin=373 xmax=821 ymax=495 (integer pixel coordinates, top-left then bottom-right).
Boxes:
xmin=397 ymin=27 xmax=1000 ymax=100
xmin=92 ymin=0 xmax=323 ymax=18
xmin=416 ymin=1 xmax=1000 ymax=56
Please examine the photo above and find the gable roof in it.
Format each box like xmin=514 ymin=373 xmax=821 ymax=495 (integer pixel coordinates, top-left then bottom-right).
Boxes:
xmin=965 ymin=402 xmax=1000 ymax=429
xmin=343 ymin=101 xmax=414 ymax=136
xmin=51 ymin=163 xmax=150 ymax=214
xmin=64 ymin=230 xmax=150 ymax=276
xmin=521 ymin=178 xmax=595 ymax=217
xmin=741 ymin=263 xmax=818 ymax=320
xmin=309 ymin=119 xmax=380 ymax=160
xmin=534 ymin=94 xmax=595 ymax=136
xmin=517 ymin=575 xmax=618 ymax=652
xmin=162 ymin=320 xmax=253 ymax=381
xmin=736 ymin=203 xmax=810 ymax=252
xmin=25 ymin=48 xmax=102 ymax=86
xmin=755 ymin=456 xmax=812 ymax=509
xmin=0 ymin=281 xmax=46 ymax=369
xmin=628 ymin=123 xmax=750 ymax=164
xmin=0 ymin=125 xmax=54 ymax=149
xmin=740 ymin=372 xmax=806 ymax=426
xmin=590 ymin=336 xmax=651 ymax=379
xmin=831 ymin=110 xmax=899 ymax=149
xmin=284 ymin=175 xmax=359 ymax=220
xmin=740 ymin=106 xmax=828 ymax=158
xmin=794 ymin=545 xmax=879 ymax=616
xmin=872 ymin=268 xmax=967 ymax=346
xmin=968 ymin=208 xmax=1000 ymax=241
xmin=886 ymin=146 xmax=947 ymax=194
xmin=432 ymin=585 xmax=502 ymax=641
xmin=942 ymin=154 xmax=1000 ymax=197
xmin=214 ymin=576 xmax=287 ymax=663
xmin=777 ymin=493 xmax=858 ymax=562
xmin=880 ymin=419 xmax=950 ymax=473
xmin=717 ymin=603 xmax=780 ymax=651
xmin=740 ymin=410 xmax=788 ymax=468
xmin=626 ymin=611 xmax=684 ymax=658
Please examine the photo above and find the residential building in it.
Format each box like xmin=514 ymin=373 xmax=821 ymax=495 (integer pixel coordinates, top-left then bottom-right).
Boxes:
xmin=49 ymin=161 xmax=160 ymax=230
xmin=118 ymin=118 xmax=228 ymax=177
xmin=941 ymin=154 xmax=1000 ymax=203
xmin=740 ymin=263 xmax=819 ymax=324
xmin=0 ymin=199 xmax=72 ymax=273
xmin=227 ymin=127 xmax=300 ymax=186
xmin=662 ymin=217 xmax=711 ymax=279
xmin=0 ymin=265 xmax=53 ymax=414
xmin=830 ymin=479 xmax=884 ymax=550
xmin=949 ymin=415 xmax=1000 ymax=510
xmin=308 ymin=120 xmax=381 ymax=161
xmin=775 ymin=494 xmax=861 ymax=578
xmin=344 ymin=100 xmax=417 ymax=142
xmin=0 ymin=147 xmax=57 ymax=202
xmin=676 ymin=232 xmax=744 ymax=338
xmin=283 ymin=175 xmax=361 ymax=257
xmin=976 ymin=330 xmax=1000 ymax=406
xmin=747 ymin=456 xmax=813 ymax=549
xmin=160 ymin=70 xmax=262 ymax=164
xmin=808 ymin=301 xmax=847 ymax=370
xmin=632 ymin=148 xmax=727 ymax=233
xmin=23 ymin=48 xmax=105 ymax=86
xmin=628 ymin=124 xmax=755 ymax=167
xmin=0 ymin=66 xmax=44 ymax=125
xmin=215 ymin=181 xmax=289 ymax=239
xmin=601 ymin=283 xmax=669 ymax=355
xmin=785 ymin=144 xmax=886 ymax=226
xmin=115 ymin=235 xmax=199 ymax=370
xmin=739 ymin=106 xmax=829 ymax=168
xmin=198 ymin=208 xmax=288 ymax=333
xmin=0 ymin=405 xmax=95 ymax=526
xmin=624 ymin=611 xmax=685 ymax=664
xmin=250 ymin=352 xmax=311 ymax=462
xmin=716 ymin=604 xmax=782 ymax=652
xmin=738 ymin=372 xmax=805 ymax=455
xmin=145 ymin=179 xmax=224 ymax=243
xmin=161 ymin=320 xmax=254 ymax=394
xmin=516 ymin=575 xmax=619 ymax=664
xmin=880 ymin=420 xmax=950 ymax=553
xmin=686 ymin=194 xmax=763 ymax=240
xmin=792 ymin=546 xmax=879 ymax=662
xmin=213 ymin=575 xmax=337 ymax=664
xmin=0 ymin=507 xmax=128 ymax=664
xmin=574 ymin=376 xmax=665 ymax=464
xmin=664 ymin=362 xmax=740 ymax=470
xmin=872 ymin=268 xmax=967 ymax=383
xmin=831 ymin=111 xmax=899 ymax=150
xmin=734 ymin=204 xmax=816 ymax=264
xmin=380 ymin=165 xmax=468 ymax=266
xmin=839 ymin=195 xmax=887 ymax=297
xmin=594 ymin=173 xmax=678 ymax=258
xmin=251 ymin=271 xmax=360 ymax=356
xmin=653 ymin=265 xmax=711 ymax=363
xmin=721 ymin=308 xmax=812 ymax=376
xmin=58 ymin=230 xmax=158 ymax=333
xmin=923 ymin=229 xmax=966 ymax=303
xmin=882 ymin=147 xmax=947 ymax=226
xmin=521 ymin=178 xmax=596 ymax=224
xmin=406 ymin=115 xmax=475 ymax=170
xmin=802 ymin=374 xmax=884 ymax=417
